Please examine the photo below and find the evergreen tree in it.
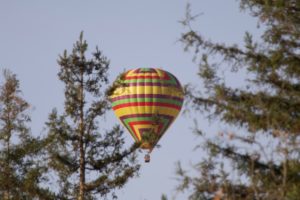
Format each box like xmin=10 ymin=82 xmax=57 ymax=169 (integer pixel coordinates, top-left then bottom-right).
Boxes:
xmin=45 ymin=33 xmax=140 ymax=200
xmin=176 ymin=0 xmax=300 ymax=199
xmin=0 ymin=70 xmax=53 ymax=199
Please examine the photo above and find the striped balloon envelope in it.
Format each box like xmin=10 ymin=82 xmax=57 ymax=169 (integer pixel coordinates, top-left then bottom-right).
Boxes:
xmin=109 ymin=68 xmax=184 ymax=154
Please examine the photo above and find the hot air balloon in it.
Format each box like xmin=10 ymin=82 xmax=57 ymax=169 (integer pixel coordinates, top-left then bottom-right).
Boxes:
xmin=109 ymin=68 xmax=184 ymax=162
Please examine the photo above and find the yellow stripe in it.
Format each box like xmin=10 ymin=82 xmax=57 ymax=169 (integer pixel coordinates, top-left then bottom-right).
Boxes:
xmin=155 ymin=69 xmax=164 ymax=77
xmin=114 ymin=106 xmax=181 ymax=118
xmin=110 ymin=86 xmax=183 ymax=98
xmin=126 ymin=72 xmax=157 ymax=77
xmin=126 ymin=70 xmax=135 ymax=76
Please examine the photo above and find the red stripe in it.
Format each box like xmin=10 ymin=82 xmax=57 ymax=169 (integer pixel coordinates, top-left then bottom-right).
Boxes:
xmin=128 ymin=123 xmax=140 ymax=141
xmin=112 ymin=102 xmax=181 ymax=110
xmin=130 ymin=121 xmax=153 ymax=125
xmin=125 ymin=75 xmax=161 ymax=80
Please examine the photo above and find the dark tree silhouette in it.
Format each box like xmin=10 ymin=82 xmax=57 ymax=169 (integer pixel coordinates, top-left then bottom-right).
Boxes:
xmin=173 ymin=1 xmax=300 ymax=200
xmin=0 ymin=70 xmax=54 ymax=199
xmin=45 ymin=33 xmax=140 ymax=200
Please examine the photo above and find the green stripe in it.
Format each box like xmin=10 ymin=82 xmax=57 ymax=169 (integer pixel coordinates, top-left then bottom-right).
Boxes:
xmin=140 ymin=68 xmax=152 ymax=72
xmin=112 ymin=98 xmax=183 ymax=107
xmin=124 ymin=116 xmax=156 ymax=123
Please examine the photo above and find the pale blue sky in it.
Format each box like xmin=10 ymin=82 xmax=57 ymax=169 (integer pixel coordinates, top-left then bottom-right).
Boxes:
xmin=0 ymin=1 xmax=259 ymax=199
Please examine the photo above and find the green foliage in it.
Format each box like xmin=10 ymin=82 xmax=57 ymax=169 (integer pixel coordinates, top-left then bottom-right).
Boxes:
xmin=0 ymin=70 xmax=54 ymax=199
xmin=141 ymin=131 xmax=159 ymax=147
xmin=140 ymin=114 xmax=164 ymax=149
xmin=177 ymin=0 xmax=300 ymax=199
xmin=161 ymin=194 xmax=168 ymax=200
xmin=106 ymin=72 xmax=128 ymax=98
xmin=45 ymin=32 xmax=140 ymax=200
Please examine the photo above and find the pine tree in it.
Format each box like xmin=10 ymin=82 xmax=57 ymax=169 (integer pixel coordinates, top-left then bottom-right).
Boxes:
xmin=45 ymin=33 xmax=140 ymax=200
xmin=0 ymin=70 xmax=54 ymax=199
xmin=176 ymin=0 xmax=300 ymax=199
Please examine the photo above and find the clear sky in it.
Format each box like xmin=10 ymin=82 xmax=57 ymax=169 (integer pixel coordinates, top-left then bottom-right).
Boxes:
xmin=0 ymin=1 xmax=259 ymax=199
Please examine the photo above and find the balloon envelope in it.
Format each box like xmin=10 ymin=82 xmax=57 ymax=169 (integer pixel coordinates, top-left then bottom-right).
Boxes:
xmin=109 ymin=68 xmax=184 ymax=150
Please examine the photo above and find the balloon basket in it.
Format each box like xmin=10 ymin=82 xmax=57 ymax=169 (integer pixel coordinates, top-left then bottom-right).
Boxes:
xmin=144 ymin=153 xmax=150 ymax=163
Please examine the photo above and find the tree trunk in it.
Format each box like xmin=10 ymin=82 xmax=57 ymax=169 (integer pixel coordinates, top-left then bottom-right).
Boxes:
xmin=5 ymin=123 xmax=12 ymax=200
xmin=78 ymin=70 xmax=85 ymax=200
xmin=79 ymin=135 xmax=85 ymax=200
xmin=3 ymin=191 xmax=9 ymax=200
xmin=78 ymin=129 xmax=85 ymax=200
